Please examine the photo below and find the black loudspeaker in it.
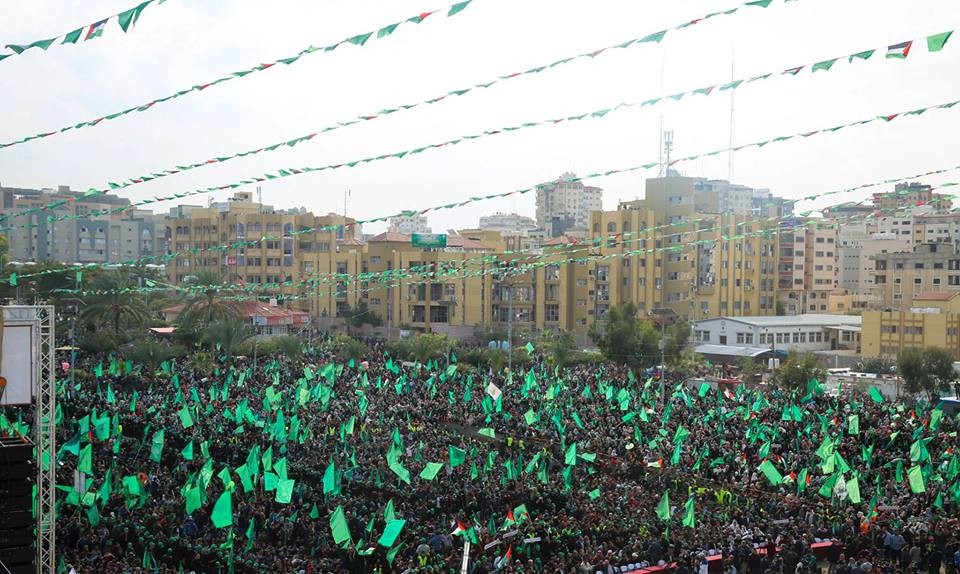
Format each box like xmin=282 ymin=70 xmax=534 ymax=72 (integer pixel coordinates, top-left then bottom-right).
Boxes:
xmin=0 ymin=435 xmax=35 ymax=573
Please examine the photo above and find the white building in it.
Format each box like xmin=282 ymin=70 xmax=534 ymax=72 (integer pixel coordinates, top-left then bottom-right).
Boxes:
xmin=694 ymin=314 xmax=861 ymax=353
xmin=535 ymin=173 xmax=603 ymax=237
xmin=478 ymin=212 xmax=538 ymax=234
xmin=387 ymin=214 xmax=431 ymax=235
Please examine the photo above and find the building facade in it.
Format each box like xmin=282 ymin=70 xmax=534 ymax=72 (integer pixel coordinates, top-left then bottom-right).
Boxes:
xmin=535 ymin=173 xmax=603 ymax=238
xmin=861 ymin=292 xmax=960 ymax=358
xmin=694 ymin=314 xmax=862 ymax=353
xmin=1 ymin=185 xmax=164 ymax=265
xmin=387 ymin=214 xmax=431 ymax=236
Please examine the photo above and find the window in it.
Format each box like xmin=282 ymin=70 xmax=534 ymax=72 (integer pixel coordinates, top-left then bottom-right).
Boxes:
xmin=545 ymin=304 xmax=560 ymax=322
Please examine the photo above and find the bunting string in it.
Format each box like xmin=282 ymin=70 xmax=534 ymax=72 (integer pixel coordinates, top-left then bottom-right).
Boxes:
xmin=14 ymin=157 xmax=960 ymax=288
xmin=2 ymin=92 xmax=959 ymax=238
xmin=0 ymin=0 xmax=476 ymax=149
xmin=4 ymin=24 xmax=951 ymax=226
xmin=1 ymin=0 xmax=161 ymax=62
xmin=0 ymin=0 xmax=793 ymax=151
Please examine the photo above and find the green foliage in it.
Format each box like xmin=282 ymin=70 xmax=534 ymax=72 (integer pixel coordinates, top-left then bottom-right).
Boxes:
xmin=176 ymin=271 xmax=241 ymax=333
xmin=473 ymin=325 xmax=508 ymax=345
xmin=898 ymin=347 xmax=955 ymax=399
xmin=78 ymin=331 xmax=123 ymax=354
xmin=387 ymin=333 xmax=451 ymax=363
xmin=341 ymin=302 xmax=382 ymax=329
xmin=275 ymin=335 xmax=304 ymax=359
xmin=588 ymin=302 xmax=661 ymax=370
xmin=541 ymin=329 xmax=576 ymax=367
xmin=738 ymin=358 xmax=764 ymax=383
xmin=80 ymin=270 xmax=150 ymax=336
xmin=773 ymin=351 xmax=825 ymax=391
xmin=125 ymin=339 xmax=186 ymax=373
xmin=332 ymin=333 xmax=368 ymax=363
xmin=670 ymin=347 xmax=705 ymax=379
xmin=664 ymin=319 xmax=691 ymax=360
xmin=203 ymin=318 xmax=252 ymax=361
xmin=860 ymin=357 xmax=895 ymax=375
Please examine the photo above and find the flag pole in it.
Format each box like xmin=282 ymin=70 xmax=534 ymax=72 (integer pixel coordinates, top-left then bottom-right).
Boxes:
xmin=460 ymin=540 xmax=470 ymax=574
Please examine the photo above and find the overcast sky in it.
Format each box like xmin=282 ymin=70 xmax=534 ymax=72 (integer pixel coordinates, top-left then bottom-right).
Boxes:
xmin=2 ymin=0 xmax=960 ymax=234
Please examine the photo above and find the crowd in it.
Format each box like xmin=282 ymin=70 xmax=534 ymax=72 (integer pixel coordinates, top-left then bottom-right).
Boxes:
xmin=2 ymin=337 xmax=959 ymax=574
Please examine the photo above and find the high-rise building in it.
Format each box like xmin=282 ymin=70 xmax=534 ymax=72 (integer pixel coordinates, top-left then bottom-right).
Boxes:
xmin=387 ymin=214 xmax=431 ymax=235
xmin=535 ymin=173 xmax=603 ymax=237
xmin=873 ymin=182 xmax=952 ymax=212
xmin=869 ymin=243 xmax=960 ymax=310
xmin=0 ymin=185 xmax=163 ymax=265
xmin=478 ymin=212 xmax=537 ymax=234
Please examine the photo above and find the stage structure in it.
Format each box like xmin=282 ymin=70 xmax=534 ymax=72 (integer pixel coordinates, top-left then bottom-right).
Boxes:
xmin=1 ymin=306 xmax=56 ymax=573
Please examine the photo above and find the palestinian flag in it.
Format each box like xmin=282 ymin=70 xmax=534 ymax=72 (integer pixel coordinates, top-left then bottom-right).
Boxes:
xmin=85 ymin=19 xmax=108 ymax=41
xmin=723 ymin=388 xmax=735 ymax=400
xmin=886 ymin=41 xmax=913 ymax=59
xmin=646 ymin=459 xmax=664 ymax=468
xmin=450 ymin=520 xmax=469 ymax=536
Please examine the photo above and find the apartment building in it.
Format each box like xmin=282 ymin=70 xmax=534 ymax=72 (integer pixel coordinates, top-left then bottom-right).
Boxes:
xmin=387 ymin=214 xmax=431 ymax=235
xmin=1 ymin=185 xmax=163 ymax=265
xmin=862 ymin=292 xmax=960 ymax=358
xmin=776 ymin=218 xmax=841 ymax=315
xmin=873 ymin=182 xmax=951 ymax=212
xmin=870 ymin=243 xmax=960 ymax=310
xmin=535 ymin=173 xmax=603 ymax=238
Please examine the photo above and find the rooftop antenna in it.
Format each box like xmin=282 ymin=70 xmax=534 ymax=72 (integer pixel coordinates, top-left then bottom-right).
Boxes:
xmin=664 ymin=130 xmax=674 ymax=176
xmin=727 ymin=44 xmax=736 ymax=182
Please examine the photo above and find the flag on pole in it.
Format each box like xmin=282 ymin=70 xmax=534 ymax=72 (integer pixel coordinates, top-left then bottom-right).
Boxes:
xmin=655 ymin=491 xmax=671 ymax=520
xmin=682 ymin=496 xmax=695 ymax=528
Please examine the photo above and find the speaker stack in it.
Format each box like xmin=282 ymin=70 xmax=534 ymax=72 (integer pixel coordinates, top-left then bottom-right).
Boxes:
xmin=0 ymin=434 xmax=35 ymax=574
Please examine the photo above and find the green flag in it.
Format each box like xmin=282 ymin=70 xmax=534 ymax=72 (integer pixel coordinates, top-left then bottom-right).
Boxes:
xmin=178 ymin=407 xmax=194 ymax=429
xmin=149 ymin=429 xmax=164 ymax=463
xmin=378 ymin=519 xmax=406 ymax=547
xmin=275 ymin=478 xmax=295 ymax=503
xmin=907 ymin=465 xmax=925 ymax=494
xmin=448 ymin=446 xmax=467 ymax=468
xmin=185 ymin=487 xmax=201 ymax=514
xmin=181 ymin=441 xmax=194 ymax=461
xmin=846 ymin=475 xmax=861 ymax=504
xmin=758 ymin=460 xmax=783 ymax=486
xmin=928 ymin=31 xmax=953 ymax=52
xmin=655 ymin=491 xmax=671 ymax=520
xmin=322 ymin=461 xmax=337 ymax=495
xmin=868 ymin=387 xmax=884 ymax=403
xmin=564 ymin=443 xmax=577 ymax=465
xmin=419 ymin=462 xmax=444 ymax=481
xmin=62 ymin=28 xmax=83 ymax=44
xmin=78 ymin=444 xmax=93 ymax=475
xmin=682 ymin=496 xmax=695 ymax=528
xmin=211 ymin=491 xmax=232 ymax=528
xmin=329 ymin=506 xmax=352 ymax=546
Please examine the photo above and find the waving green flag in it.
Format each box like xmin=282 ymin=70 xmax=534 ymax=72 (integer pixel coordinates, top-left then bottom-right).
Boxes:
xmin=329 ymin=506 xmax=352 ymax=546
xmin=448 ymin=446 xmax=467 ymax=468
xmin=564 ymin=443 xmax=577 ymax=465
xmin=149 ymin=429 xmax=164 ymax=463
xmin=907 ymin=465 xmax=925 ymax=494
xmin=655 ymin=491 xmax=671 ymax=521
xmin=682 ymin=496 xmax=695 ymax=528
xmin=420 ymin=462 xmax=444 ymax=481
xmin=211 ymin=490 xmax=232 ymax=528
xmin=758 ymin=460 xmax=783 ymax=486
xmin=378 ymin=519 xmax=406 ymax=547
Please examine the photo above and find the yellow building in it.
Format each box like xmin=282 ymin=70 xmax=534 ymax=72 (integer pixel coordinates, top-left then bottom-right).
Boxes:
xmin=870 ymin=243 xmax=960 ymax=309
xmin=862 ymin=291 xmax=960 ymax=358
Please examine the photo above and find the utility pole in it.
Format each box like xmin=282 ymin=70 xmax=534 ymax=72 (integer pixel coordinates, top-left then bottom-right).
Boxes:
xmin=507 ymin=281 xmax=513 ymax=373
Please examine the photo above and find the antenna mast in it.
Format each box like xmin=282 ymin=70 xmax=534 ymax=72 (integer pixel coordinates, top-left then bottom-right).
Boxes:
xmin=727 ymin=45 xmax=736 ymax=182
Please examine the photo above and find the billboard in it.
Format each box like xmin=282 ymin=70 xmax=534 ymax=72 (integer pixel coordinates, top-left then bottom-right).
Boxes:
xmin=1 ymin=307 xmax=40 ymax=406
xmin=411 ymin=233 xmax=447 ymax=249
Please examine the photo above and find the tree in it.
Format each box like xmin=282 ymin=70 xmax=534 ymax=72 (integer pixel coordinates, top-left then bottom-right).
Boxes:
xmin=670 ymin=347 xmax=706 ymax=379
xmin=860 ymin=357 xmax=895 ymax=375
xmin=664 ymin=318 xmax=691 ymax=360
xmin=738 ymin=357 xmax=764 ymax=384
xmin=275 ymin=335 xmax=304 ymax=360
xmin=177 ymin=270 xmax=241 ymax=333
xmin=774 ymin=351 xmax=825 ymax=392
xmin=541 ymin=329 xmax=576 ymax=367
xmin=126 ymin=339 xmax=186 ymax=373
xmin=203 ymin=318 xmax=252 ymax=361
xmin=80 ymin=270 xmax=150 ymax=337
xmin=898 ymin=347 xmax=955 ymax=399
xmin=588 ymin=302 xmax=661 ymax=370
xmin=332 ymin=333 xmax=368 ymax=364
xmin=342 ymin=302 xmax=383 ymax=329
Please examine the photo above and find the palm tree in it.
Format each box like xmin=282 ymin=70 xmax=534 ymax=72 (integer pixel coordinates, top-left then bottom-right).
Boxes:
xmin=203 ymin=318 xmax=252 ymax=362
xmin=177 ymin=270 xmax=241 ymax=331
xmin=80 ymin=270 xmax=151 ymax=337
